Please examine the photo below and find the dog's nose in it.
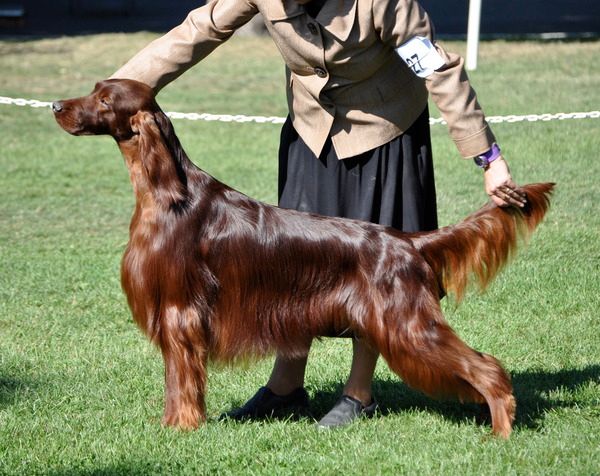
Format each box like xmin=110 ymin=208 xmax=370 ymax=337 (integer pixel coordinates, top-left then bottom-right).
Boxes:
xmin=52 ymin=101 xmax=63 ymax=113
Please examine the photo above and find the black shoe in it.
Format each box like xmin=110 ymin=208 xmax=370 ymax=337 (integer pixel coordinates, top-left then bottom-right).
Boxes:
xmin=220 ymin=386 xmax=310 ymax=421
xmin=316 ymin=395 xmax=378 ymax=429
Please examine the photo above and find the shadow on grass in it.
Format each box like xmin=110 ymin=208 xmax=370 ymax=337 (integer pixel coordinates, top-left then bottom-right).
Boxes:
xmin=510 ymin=365 xmax=600 ymax=429
xmin=48 ymin=464 xmax=158 ymax=476
xmin=0 ymin=375 xmax=36 ymax=408
xmin=308 ymin=364 xmax=600 ymax=431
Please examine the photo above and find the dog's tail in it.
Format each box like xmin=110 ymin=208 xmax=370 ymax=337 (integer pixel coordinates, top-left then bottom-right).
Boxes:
xmin=410 ymin=182 xmax=554 ymax=302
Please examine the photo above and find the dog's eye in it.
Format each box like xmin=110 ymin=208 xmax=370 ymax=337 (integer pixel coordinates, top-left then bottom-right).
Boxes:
xmin=100 ymin=98 xmax=111 ymax=108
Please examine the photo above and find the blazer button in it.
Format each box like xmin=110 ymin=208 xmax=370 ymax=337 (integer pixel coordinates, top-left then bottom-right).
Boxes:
xmin=307 ymin=22 xmax=318 ymax=35
xmin=314 ymin=67 xmax=327 ymax=78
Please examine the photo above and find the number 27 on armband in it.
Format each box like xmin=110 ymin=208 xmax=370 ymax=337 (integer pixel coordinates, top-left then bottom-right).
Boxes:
xmin=396 ymin=36 xmax=445 ymax=78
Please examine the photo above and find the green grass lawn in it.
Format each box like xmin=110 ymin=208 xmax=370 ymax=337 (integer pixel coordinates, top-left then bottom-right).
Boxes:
xmin=1 ymin=34 xmax=599 ymax=475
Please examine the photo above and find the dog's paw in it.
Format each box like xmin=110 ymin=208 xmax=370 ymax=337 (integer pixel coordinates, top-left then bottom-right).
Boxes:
xmin=161 ymin=406 xmax=205 ymax=430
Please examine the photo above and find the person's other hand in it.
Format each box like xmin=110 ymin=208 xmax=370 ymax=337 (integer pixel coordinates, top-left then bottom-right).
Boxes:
xmin=483 ymin=157 xmax=527 ymax=207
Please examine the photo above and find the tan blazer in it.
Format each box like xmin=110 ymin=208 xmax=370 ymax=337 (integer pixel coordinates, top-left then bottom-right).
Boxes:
xmin=112 ymin=0 xmax=496 ymax=159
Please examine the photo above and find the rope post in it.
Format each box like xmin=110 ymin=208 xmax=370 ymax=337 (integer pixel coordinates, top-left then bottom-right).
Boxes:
xmin=466 ymin=0 xmax=482 ymax=71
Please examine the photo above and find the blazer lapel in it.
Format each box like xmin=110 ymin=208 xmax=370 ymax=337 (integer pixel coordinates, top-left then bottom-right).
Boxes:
xmin=316 ymin=0 xmax=357 ymax=41
xmin=265 ymin=0 xmax=357 ymax=41
xmin=266 ymin=0 xmax=305 ymax=21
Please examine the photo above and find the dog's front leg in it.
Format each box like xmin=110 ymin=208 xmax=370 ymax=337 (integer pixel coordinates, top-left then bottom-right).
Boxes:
xmin=159 ymin=306 xmax=208 ymax=429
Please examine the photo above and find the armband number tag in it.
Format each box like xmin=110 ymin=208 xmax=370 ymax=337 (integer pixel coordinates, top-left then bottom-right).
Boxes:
xmin=395 ymin=36 xmax=445 ymax=78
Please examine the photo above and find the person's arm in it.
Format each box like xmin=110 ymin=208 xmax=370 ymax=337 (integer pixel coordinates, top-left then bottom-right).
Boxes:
xmin=111 ymin=0 xmax=258 ymax=92
xmin=374 ymin=0 xmax=525 ymax=207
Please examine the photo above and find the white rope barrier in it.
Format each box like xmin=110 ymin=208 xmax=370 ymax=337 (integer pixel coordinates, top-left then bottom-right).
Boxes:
xmin=1 ymin=95 xmax=599 ymax=126
xmin=428 ymin=111 xmax=600 ymax=125
xmin=0 ymin=96 xmax=53 ymax=108
xmin=166 ymin=111 xmax=286 ymax=124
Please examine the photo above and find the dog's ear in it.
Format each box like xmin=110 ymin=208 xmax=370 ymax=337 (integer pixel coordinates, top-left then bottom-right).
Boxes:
xmin=135 ymin=110 xmax=187 ymax=208
xmin=130 ymin=110 xmax=152 ymax=134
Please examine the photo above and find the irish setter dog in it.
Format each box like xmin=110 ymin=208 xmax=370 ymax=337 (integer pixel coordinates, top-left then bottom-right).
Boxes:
xmin=53 ymin=79 xmax=553 ymax=438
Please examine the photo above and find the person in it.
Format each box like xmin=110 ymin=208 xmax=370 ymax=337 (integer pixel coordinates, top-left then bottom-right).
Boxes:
xmin=110 ymin=0 xmax=526 ymax=428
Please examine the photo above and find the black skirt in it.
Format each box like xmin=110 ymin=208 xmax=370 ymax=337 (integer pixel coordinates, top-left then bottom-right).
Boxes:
xmin=278 ymin=107 xmax=438 ymax=232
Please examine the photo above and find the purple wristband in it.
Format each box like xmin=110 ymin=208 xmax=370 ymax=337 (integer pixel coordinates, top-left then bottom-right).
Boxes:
xmin=474 ymin=143 xmax=502 ymax=168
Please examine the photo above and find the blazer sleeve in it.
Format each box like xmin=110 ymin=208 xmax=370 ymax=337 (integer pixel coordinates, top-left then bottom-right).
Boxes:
xmin=110 ymin=0 xmax=258 ymax=92
xmin=373 ymin=0 xmax=496 ymax=158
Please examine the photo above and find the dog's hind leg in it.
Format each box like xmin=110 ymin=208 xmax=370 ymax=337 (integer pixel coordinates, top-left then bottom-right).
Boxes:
xmin=158 ymin=305 xmax=208 ymax=429
xmin=372 ymin=294 xmax=515 ymax=438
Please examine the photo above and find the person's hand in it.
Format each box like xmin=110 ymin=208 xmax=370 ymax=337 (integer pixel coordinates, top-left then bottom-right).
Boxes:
xmin=483 ymin=156 xmax=527 ymax=208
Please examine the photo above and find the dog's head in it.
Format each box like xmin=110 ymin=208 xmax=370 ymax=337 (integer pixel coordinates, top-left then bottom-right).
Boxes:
xmin=52 ymin=79 xmax=160 ymax=141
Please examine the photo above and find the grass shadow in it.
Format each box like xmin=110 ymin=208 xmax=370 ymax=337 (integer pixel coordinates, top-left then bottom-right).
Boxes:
xmin=310 ymin=380 xmax=486 ymax=427
xmin=0 ymin=374 xmax=37 ymax=408
xmin=48 ymin=463 xmax=160 ymax=476
xmin=308 ymin=364 xmax=600 ymax=431
xmin=511 ymin=365 xmax=600 ymax=429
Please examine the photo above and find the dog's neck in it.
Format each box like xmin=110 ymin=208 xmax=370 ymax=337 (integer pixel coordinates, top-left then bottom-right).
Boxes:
xmin=116 ymin=124 xmax=223 ymax=224
xmin=118 ymin=138 xmax=155 ymax=205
